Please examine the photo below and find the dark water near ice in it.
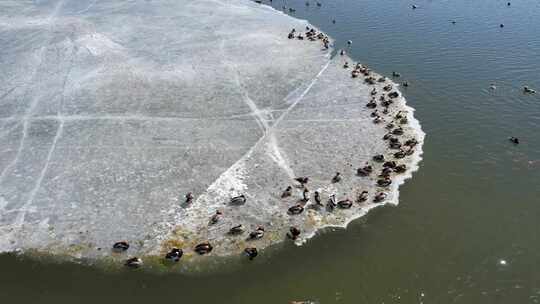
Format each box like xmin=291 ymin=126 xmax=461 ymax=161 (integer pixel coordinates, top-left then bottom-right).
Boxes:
xmin=2 ymin=0 xmax=540 ymax=302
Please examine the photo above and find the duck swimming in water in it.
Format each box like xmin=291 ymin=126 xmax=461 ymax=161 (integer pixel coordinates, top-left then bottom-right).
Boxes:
xmin=337 ymin=198 xmax=353 ymax=209
xmin=230 ymin=194 xmax=246 ymax=205
xmin=185 ymin=192 xmax=194 ymax=204
xmin=209 ymin=210 xmax=222 ymax=225
xmin=392 ymin=71 xmax=401 ymax=77
xmin=357 ymin=165 xmax=373 ymax=176
xmin=288 ymin=227 xmax=301 ymax=240
xmin=165 ymin=248 xmax=183 ymax=262
xmin=244 ymin=247 xmax=258 ymax=260
xmin=340 ymin=49 xmax=345 ymax=56
xmin=509 ymin=137 xmax=519 ymax=144
xmin=281 ymin=186 xmax=293 ymax=198
xmin=523 ymin=86 xmax=536 ymax=94
xmin=229 ymin=224 xmax=245 ymax=235
xmin=288 ymin=204 xmax=304 ymax=215
xmin=374 ymin=192 xmax=387 ymax=203
xmin=125 ymin=257 xmax=143 ymax=268
xmin=194 ymin=242 xmax=213 ymax=255
xmin=373 ymin=154 xmax=385 ymax=162
xmin=249 ymin=227 xmax=265 ymax=239
xmin=113 ymin=241 xmax=129 ymax=252
xmin=357 ymin=190 xmax=369 ymax=202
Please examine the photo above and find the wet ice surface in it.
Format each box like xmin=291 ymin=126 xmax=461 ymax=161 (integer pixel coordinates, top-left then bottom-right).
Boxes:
xmin=0 ymin=0 xmax=424 ymax=261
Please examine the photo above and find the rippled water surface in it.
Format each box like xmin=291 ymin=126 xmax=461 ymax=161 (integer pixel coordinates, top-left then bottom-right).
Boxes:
xmin=2 ymin=0 xmax=540 ymax=303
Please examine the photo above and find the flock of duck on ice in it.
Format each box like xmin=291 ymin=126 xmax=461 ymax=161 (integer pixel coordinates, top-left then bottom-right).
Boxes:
xmin=113 ymin=0 xmax=533 ymax=269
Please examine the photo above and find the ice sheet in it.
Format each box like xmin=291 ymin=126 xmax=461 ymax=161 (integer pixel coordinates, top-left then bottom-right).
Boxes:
xmin=0 ymin=0 xmax=424 ymax=262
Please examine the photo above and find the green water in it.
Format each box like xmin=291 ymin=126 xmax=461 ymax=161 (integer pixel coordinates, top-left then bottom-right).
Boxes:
xmin=2 ymin=0 xmax=540 ymax=302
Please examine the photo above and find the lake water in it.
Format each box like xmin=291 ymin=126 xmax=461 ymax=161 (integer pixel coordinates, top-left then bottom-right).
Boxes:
xmin=1 ymin=0 xmax=540 ymax=303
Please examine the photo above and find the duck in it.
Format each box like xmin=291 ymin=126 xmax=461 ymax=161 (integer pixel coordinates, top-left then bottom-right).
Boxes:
xmin=366 ymin=100 xmax=377 ymax=108
xmin=249 ymin=227 xmax=265 ymax=239
xmin=373 ymin=154 xmax=385 ymax=162
xmin=112 ymin=241 xmax=130 ymax=252
xmin=392 ymin=71 xmax=401 ymax=78
xmin=394 ymin=164 xmax=407 ymax=173
xmin=288 ymin=204 xmax=304 ymax=215
xmin=412 ymin=4 xmax=417 ymax=9
xmin=124 ymin=257 xmax=143 ymax=268
xmin=332 ymin=19 xmax=336 ymax=24
xmin=378 ymin=77 xmax=387 ymax=83
xmin=389 ymin=141 xmax=401 ymax=150
xmin=383 ymin=84 xmax=393 ymax=91
xmin=357 ymin=165 xmax=373 ymax=176
xmin=314 ymin=191 xmax=322 ymax=206
xmin=383 ymin=133 xmax=393 ymax=140
xmin=400 ymin=117 xmax=408 ymax=124
xmin=394 ymin=150 xmax=406 ymax=159
xmin=373 ymin=192 xmax=387 ymax=203
xmin=209 ymin=210 xmax=222 ymax=225
xmin=382 ymin=107 xmax=390 ymax=114
xmin=229 ymin=224 xmax=245 ymax=235
xmin=332 ymin=172 xmax=342 ymax=183
xmin=392 ymin=127 xmax=404 ymax=135
xmin=385 ymin=122 xmax=395 ymax=129
xmin=500 ymin=23 xmax=504 ymax=28
xmin=281 ymin=186 xmax=293 ymax=198
xmin=244 ymin=247 xmax=258 ymax=260
xmin=377 ymin=177 xmax=392 ymax=187
xmin=388 ymin=91 xmax=400 ymax=99
xmin=288 ymin=227 xmax=301 ymax=240
xmin=289 ymin=8 xmax=296 ymax=13
xmin=357 ymin=190 xmax=369 ymax=202
xmin=165 ymin=248 xmax=183 ymax=262
xmin=523 ymin=86 xmax=536 ymax=94
xmin=383 ymin=161 xmax=397 ymax=168
xmin=402 ymin=81 xmax=409 ymax=87
xmin=297 ymin=34 xmax=304 ymax=40
xmin=326 ymin=194 xmax=337 ymax=211
xmin=351 ymin=70 xmax=360 ymax=78
xmin=404 ymin=138 xmax=418 ymax=147
xmin=302 ymin=188 xmax=310 ymax=202
xmin=379 ymin=167 xmax=393 ymax=178
xmin=194 ymin=242 xmax=213 ymax=255
xmin=509 ymin=137 xmax=519 ymax=144
xmin=305 ymin=1 xmax=310 ymax=6
xmin=373 ymin=116 xmax=383 ymax=124
xmin=295 ymin=177 xmax=309 ymax=186
xmin=337 ymin=198 xmax=353 ymax=209
xmin=230 ymin=194 xmax=246 ymax=205
xmin=347 ymin=40 xmax=352 ymax=46
xmin=185 ymin=192 xmax=194 ymax=204
xmin=316 ymin=2 xmax=322 ymax=7
xmin=343 ymin=62 xmax=349 ymax=69
xmin=371 ymin=88 xmax=378 ymax=96
xmin=340 ymin=49 xmax=345 ymax=56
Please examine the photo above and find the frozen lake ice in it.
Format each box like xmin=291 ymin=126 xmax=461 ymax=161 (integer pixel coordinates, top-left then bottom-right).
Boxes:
xmin=0 ymin=0 xmax=424 ymax=262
